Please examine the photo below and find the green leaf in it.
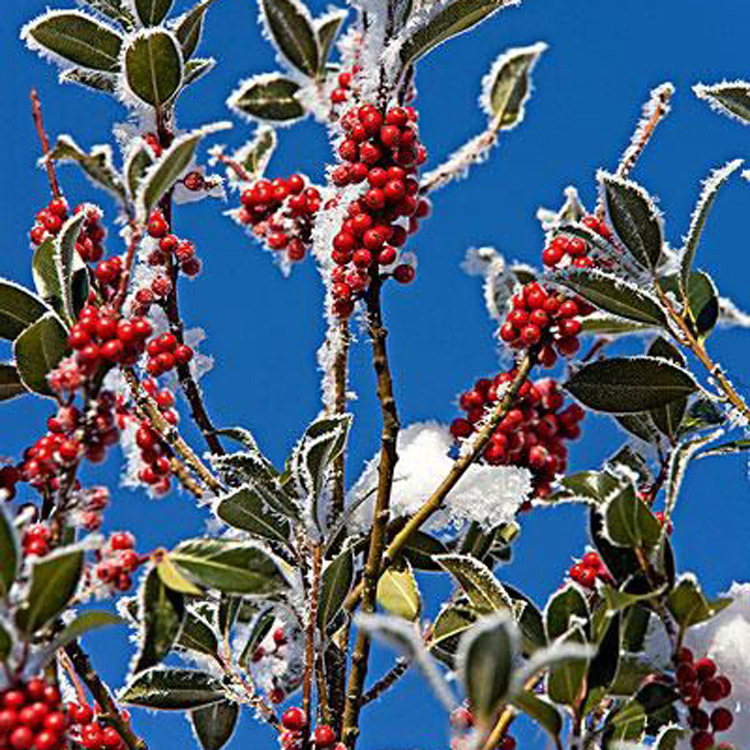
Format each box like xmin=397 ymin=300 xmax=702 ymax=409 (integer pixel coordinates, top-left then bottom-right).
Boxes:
xmin=240 ymin=609 xmax=274 ymax=667
xmin=400 ymin=531 xmax=448 ymax=571
xmin=0 ymin=281 xmax=50 ymax=341
xmin=550 ymin=470 xmax=621 ymax=504
xmin=564 ymin=357 xmax=699 ymax=414
xmin=546 ymin=625 xmax=588 ymax=706
xmin=648 ymin=338 xmax=687 ymax=439
xmin=175 ymin=0 xmax=219 ymax=58
xmin=124 ymin=143 xmax=155 ymax=200
xmin=135 ymin=567 xmax=186 ymax=674
xmin=227 ymin=74 xmax=306 ymax=123
xmin=58 ymin=68 xmax=117 ymax=94
xmin=314 ymin=9 xmax=347 ymax=71
xmin=615 ymin=412 xmax=660 ymax=444
xmin=260 ymin=0 xmax=320 ymax=77
xmin=170 ymin=538 xmax=288 ymax=595
xmin=157 ymin=555 xmax=203 ymax=595
xmin=121 ymin=668 xmax=226 ymax=710
xmin=436 ymin=554 xmax=512 ymax=613
xmin=55 ymin=212 xmax=91 ymax=323
xmin=694 ymin=81 xmax=750 ymax=124
xmin=667 ymin=576 xmax=731 ymax=630
xmin=376 ymin=563 xmax=420 ymax=621
xmin=32 ymin=240 xmax=64 ymax=317
xmin=0 ymin=364 xmax=27 ymax=402
xmin=504 ymin=585 xmax=546 ymax=653
xmin=609 ymin=680 xmax=679 ymax=734
xmin=699 ymin=438 xmax=750 ymax=458
xmin=600 ymin=171 xmax=664 ymax=270
xmin=184 ymin=58 xmax=216 ymax=86
xmin=22 ymin=11 xmax=124 ymax=72
xmin=16 ymin=548 xmax=84 ymax=635
xmin=512 ymin=691 xmax=562 ymax=742
xmin=553 ymin=268 xmax=667 ymax=326
xmin=138 ymin=122 xmax=229 ymax=218
xmin=587 ymin=612 xmax=620 ymax=691
xmin=232 ymin=128 xmax=277 ymax=179
xmin=0 ymin=622 xmax=10 ymax=661
xmin=654 ymin=725 xmax=689 ymax=750
xmin=581 ymin=313 xmax=656 ymax=336
xmin=215 ymin=484 xmax=291 ymax=544
xmin=175 ymin=612 xmax=219 ymax=657
xmin=680 ymin=160 xmax=743 ymax=291
xmin=123 ymin=29 xmax=183 ymax=108
xmin=399 ymin=0 xmax=516 ymax=68
xmin=0 ymin=509 xmax=19 ymax=598
xmin=604 ymin=483 xmax=661 ymax=552
xmin=134 ymin=0 xmax=174 ymax=26
xmin=458 ymin=613 xmax=518 ymax=725
xmin=686 ymin=270 xmax=719 ymax=337
xmin=482 ymin=42 xmax=547 ymax=129
xmin=317 ymin=548 xmax=353 ymax=629
xmin=545 ymin=584 xmax=590 ymax=641
xmin=14 ymin=313 xmax=69 ymax=397
xmin=189 ymin=700 xmax=239 ymax=750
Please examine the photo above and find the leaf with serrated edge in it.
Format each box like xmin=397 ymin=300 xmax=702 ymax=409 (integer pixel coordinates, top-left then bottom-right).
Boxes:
xmin=0 ymin=280 xmax=50 ymax=341
xmin=123 ymin=29 xmax=184 ymax=108
xmin=21 ymin=10 xmax=124 ymax=72
xmin=544 ymin=583 xmax=590 ymax=641
xmin=314 ymin=8 xmax=347 ymax=70
xmin=259 ymin=0 xmax=320 ymax=77
xmin=215 ymin=483 xmax=291 ymax=544
xmin=184 ymin=58 xmax=216 ymax=86
xmin=694 ymin=80 xmax=750 ymax=125
xmin=317 ymin=548 xmax=353 ymax=629
xmin=120 ymin=668 xmax=226 ymax=710
xmin=226 ymin=74 xmax=305 ymax=124
xmin=564 ymin=357 xmax=699 ymax=414
xmin=189 ymin=700 xmax=238 ymax=750
xmin=436 ymin=554 xmax=512 ymax=613
xmin=174 ymin=0 xmax=219 ymax=58
xmin=14 ymin=313 xmax=70 ymax=397
xmin=54 ymin=211 xmax=90 ymax=322
xmin=232 ymin=128 xmax=277 ymax=179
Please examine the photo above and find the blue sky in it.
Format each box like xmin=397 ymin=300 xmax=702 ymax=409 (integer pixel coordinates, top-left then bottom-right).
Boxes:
xmin=2 ymin=1 xmax=750 ymax=748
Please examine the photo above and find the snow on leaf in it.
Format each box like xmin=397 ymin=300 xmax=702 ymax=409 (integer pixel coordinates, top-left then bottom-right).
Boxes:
xmin=694 ymin=80 xmax=750 ymax=125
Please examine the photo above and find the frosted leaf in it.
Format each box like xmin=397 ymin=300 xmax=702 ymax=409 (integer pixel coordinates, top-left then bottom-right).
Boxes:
xmin=536 ymin=186 xmax=587 ymax=231
xmin=694 ymin=80 xmax=750 ymax=125
xmin=461 ymin=246 xmax=517 ymax=322
xmin=347 ymin=422 xmax=530 ymax=532
xmin=718 ymin=296 xmax=750 ymax=329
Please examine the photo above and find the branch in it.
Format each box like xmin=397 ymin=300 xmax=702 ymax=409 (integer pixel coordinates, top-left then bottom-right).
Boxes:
xmin=30 ymin=89 xmax=61 ymax=199
xmin=360 ymin=658 xmax=409 ymax=706
xmin=302 ymin=543 xmax=324 ymax=728
xmin=330 ymin=319 xmax=351 ymax=521
xmin=64 ymin=641 xmax=148 ymax=750
xmin=343 ymin=352 xmax=534 ymax=612
xmin=341 ymin=275 xmax=401 ymax=747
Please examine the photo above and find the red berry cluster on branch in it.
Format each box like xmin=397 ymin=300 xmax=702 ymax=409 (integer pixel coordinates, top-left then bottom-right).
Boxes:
xmin=279 ymin=708 xmax=343 ymax=750
xmin=328 ymin=103 xmax=429 ymax=317
xmin=22 ymin=523 xmax=52 ymax=558
xmin=131 ymin=415 xmax=173 ymax=496
xmin=146 ymin=210 xmax=202 ymax=283
xmin=674 ymin=649 xmax=734 ymax=750
xmin=0 ymin=677 xmax=64 ymax=750
xmin=74 ymin=207 xmax=107 ymax=264
xmin=66 ymin=701 xmax=127 ymax=750
xmin=450 ymin=374 xmax=585 ymax=497
xmin=144 ymin=332 xmax=193 ymax=377
xmin=28 ymin=197 xmax=69 ymax=247
xmin=93 ymin=531 xmax=144 ymax=592
xmin=541 ymin=214 xmax=611 ymax=270
xmin=569 ymin=551 xmax=611 ymax=589
xmin=329 ymin=66 xmax=360 ymax=105
xmin=499 ymin=282 xmax=588 ymax=367
xmin=237 ymin=175 xmax=321 ymax=263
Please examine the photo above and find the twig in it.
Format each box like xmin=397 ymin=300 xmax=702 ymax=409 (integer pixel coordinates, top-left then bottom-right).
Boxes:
xmin=330 ymin=319 xmax=351 ymax=521
xmin=341 ymin=275 xmax=401 ymax=747
xmin=64 ymin=641 xmax=148 ymax=750
xmin=360 ymin=658 xmax=409 ymax=706
xmin=343 ymin=352 xmax=534 ymax=612
xmin=113 ymin=223 xmax=143 ymax=312
xmin=302 ymin=543 xmax=324 ymax=727
xmin=30 ymin=89 xmax=61 ymax=199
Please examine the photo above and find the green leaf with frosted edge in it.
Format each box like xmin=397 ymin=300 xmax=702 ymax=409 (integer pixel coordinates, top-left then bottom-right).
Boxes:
xmin=190 ymin=700 xmax=239 ymax=750
xmin=600 ymin=172 xmax=664 ymax=270
xmin=512 ymin=691 xmax=562 ymax=742
xmin=317 ymin=548 xmax=353 ymax=629
xmin=610 ymin=680 xmax=679 ymax=731
xmin=55 ymin=212 xmax=91 ymax=322
xmin=14 ymin=313 xmax=69 ymax=397
xmin=0 ymin=281 xmax=49 ymax=341
xmin=667 ymin=577 xmax=731 ymax=630
xmin=0 ymin=509 xmax=19 ymax=598
xmin=170 ymin=538 xmax=288 ymax=595
xmin=260 ymin=0 xmax=320 ymax=77
xmin=233 ymin=128 xmax=277 ymax=178
xmin=553 ymin=269 xmax=667 ymax=327
xmin=604 ymin=483 xmax=661 ymax=552
xmin=80 ymin=0 xmax=137 ymax=28
xmin=399 ymin=0 xmax=516 ymax=68
xmin=175 ymin=0 xmax=219 ymax=58
xmin=431 ymin=603 xmax=477 ymax=652
xmin=587 ymin=612 xmax=620 ymax=691
xmin=134 ymin=567 xmax=186 ymax=674
xmin=695 ymin=81 xmax=750 ymax=124
xmin=215 ymin=484 xmax=291 ymax=544
xmin=228 ymin=75 xmax=305 ymax=122
xmin=546 ymin=625 xmax=588 ymax=707
xmin=59 ymin=68 xmax=118 ymax=94
xmin=503 ymin=585 xmax=546 ymax=652
xmin=400 ymin=530 xmax=448 ymax=571
xmin=184 ymin=58 xmax=216 ymax=86
xmin=545 ymin=584 xmax=589 ymax=641
xmin=16 ymin=549 xmax=84 ymax=635
xmin=654 ymin=725 xmax=688 ymax=750
xmin=0 ymin=364 xmax=26 ymax=402
xmin=686 ymin=270 xmax=719 ymax=337
xmin=589 ymin=507 xmax=641 ymax=587
xmin=648 ymin=338 xmax=687 ymax=439
xmin=23 ymin=11 xmax=124 ymax=72
xmin=121 ymin=668 xmax=226 ymax=710
xmin=125 ymin=144 xmax=154 ymax=199
xmin=240 ymin=609 xmax=274 ymax=667
xmin=699 ymin=438 xmax=750 ymax=458
xmin=376 ymin=563 xmax=420 ymax=621
xmin=175 ymin=612 xmax=219 ymax=656
xmin=124 ymin=30 xmax=183 ymax=108
xmin=314 ymin=9 xmax=347 ymax=71
xmin=135 ymin=0 xmax=174 ymax=26
xmin=580 ymin=313 xmax=656 ymax=336
xmin=615 ymin=412 xmax=659 ymax=444
xmin=484 ymin=43 xmax=547 ymax=129
xmin=459 ymin=614 xmax=517 ymax=724
xmin=551 ymin=470 xmax=621 ymax=504
xmin=565 ymin=357 xmax=699 ymax=414
xmin=0 ymin=623 xmax=10 ymax=661
xmin=32 ymin=240 xmax=64 ymax=317
xmin=436 ymin=554 xmax=512 ymax=613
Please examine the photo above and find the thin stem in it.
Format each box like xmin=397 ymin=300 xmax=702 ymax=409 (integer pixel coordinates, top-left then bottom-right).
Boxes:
xmin=64 ymin=641 xmax=148 ymax=750
xmin=360 ymin=658 xmax=409 ymax=706
xmin=341 ymin=275 xmax=401 ymax=747
xmin=302 ymin=543 xmax=324 ymax=726
xmin=30 ymin=89 xmax=61 ymax=199
xmin=330 ymin=319 xmax=351 ymax=521
xmin=113 ymin=223 xmax=143 ymax=312
xmin=344 ymin=353 xmax=534 ymax=612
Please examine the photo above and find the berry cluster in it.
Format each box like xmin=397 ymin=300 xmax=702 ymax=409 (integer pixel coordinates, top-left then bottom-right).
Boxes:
xmin=74 ymin=206 xmax=107 ymax=264
xmin=541 ymin=214 xmax=611 ymax=270
xmin=250 ymin=626 xmax=288 ymax=665
xmin=21 ymin=523 xmax=52 ymax=558
xmin=568 ymin=551 xmax=611 ymax=589
xmin=237 ymin=175 xmax=321 ymax=263
xmin=0 ymin=677 xmax=64 ymax=750
xmin=146 ymin=210 xmax=202 ymax=284
xmin=674 ymin=649 xmax=734 ymax=750
xmin=28 ymin=197 xmax=69 ymax=247
xmin=93 ymin=531 xmax=144 ymax=592
xmin=327 ymin=103 xmax=429 ymax=317
xmin=66 ymin=701 xmax=127 ymax=750
xmin=279 ymin=708 xmax=343 ymax=750
xmin=499 ymin=282 xmax=589 ymax=367
xmin=144 ymin=331 xmax=193 ymax=377
xmin=449 ymin=707 xmax=515 ymax=750
xmin=131 ymin=416 xmax=174 ymax=496
xmin=329 ymin=66 xmax=360 ymax=106
xmin=450 ymin=374 xmax=585 ymax=497
xmin=73 ymin=487 xmax=111 ymax=532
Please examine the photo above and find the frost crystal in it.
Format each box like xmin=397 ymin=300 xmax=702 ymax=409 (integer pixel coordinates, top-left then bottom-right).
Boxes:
xmin=347 ymin=422 xmax=531 ymax=532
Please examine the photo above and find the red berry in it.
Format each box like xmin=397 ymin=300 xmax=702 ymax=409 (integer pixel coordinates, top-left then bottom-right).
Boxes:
xmin=702 ymin=678 xmax=724 ymax=702
xmin=111 ymin=532 xmax=134 ymax=550
xmin=695 ymin=658 xmax=717 ymax=681
xmin=9 ymin=726 xmax=34 ymax=750
xmin=174 ymin=345 xmax=193 ymax=365
xmin=711 ymin=707 xmax=733 ymax=732
xmin=314 ymin=725 xmax=336 ymax=748
xmin=691 ymin=731 xmax=714 ymax=750
xmin=281 ymin=707 xmax=307 ymax=732
xmin=393 ymin=264 xmax=415 ymax=284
